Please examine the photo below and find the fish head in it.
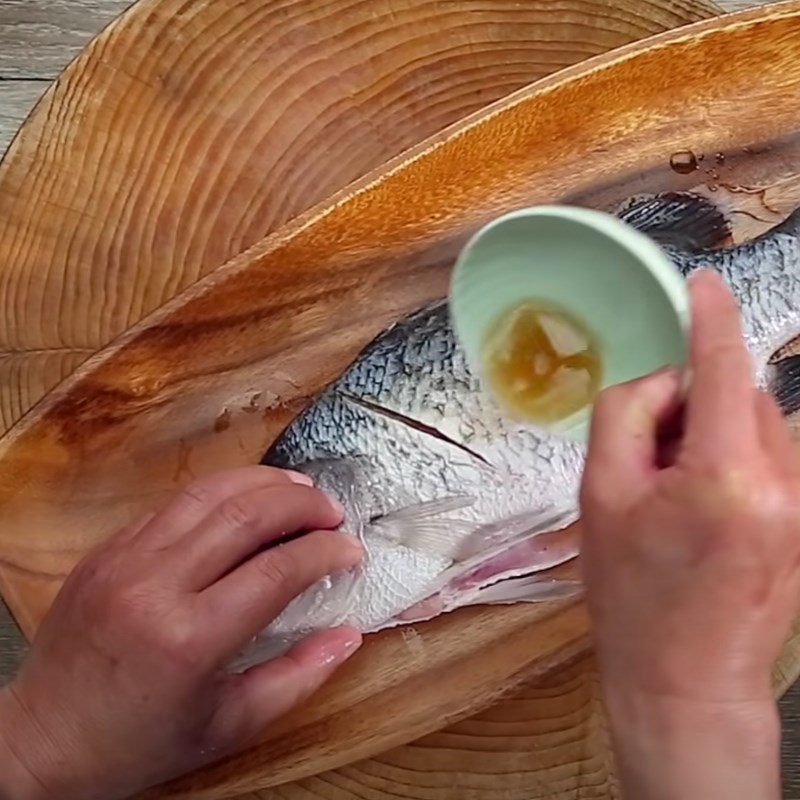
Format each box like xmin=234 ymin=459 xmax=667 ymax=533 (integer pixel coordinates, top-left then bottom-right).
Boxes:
xmin=291 ymin=456 xmax=386 ymax=543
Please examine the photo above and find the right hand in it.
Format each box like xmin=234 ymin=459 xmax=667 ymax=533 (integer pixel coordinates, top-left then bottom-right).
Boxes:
xmin=0 ymin=466 xmax=363 ymax=800
xmin=580 ymin=270 xmax=800 ymax=799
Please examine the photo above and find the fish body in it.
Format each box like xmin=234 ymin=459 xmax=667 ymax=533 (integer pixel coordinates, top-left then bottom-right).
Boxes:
xmin=235 ymin=192 xmax=800 ymax=669
xmin=617 ymin=193 xmax=800 ymax=392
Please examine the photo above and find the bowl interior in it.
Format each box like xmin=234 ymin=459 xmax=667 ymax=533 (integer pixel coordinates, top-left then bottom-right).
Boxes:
xmin=450 ymin=207 xmax=690 ymax=435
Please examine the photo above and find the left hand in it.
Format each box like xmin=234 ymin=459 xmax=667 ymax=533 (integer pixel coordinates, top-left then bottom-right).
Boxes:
xmin=0 ymin=466 xmax=362 ymax=800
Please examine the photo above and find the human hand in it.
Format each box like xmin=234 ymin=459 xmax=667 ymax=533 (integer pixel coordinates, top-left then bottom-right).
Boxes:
xmin=0 ymin=466 xmax=362 ymax=800
xmin=580 ymin=270 xmax=799 ymax=799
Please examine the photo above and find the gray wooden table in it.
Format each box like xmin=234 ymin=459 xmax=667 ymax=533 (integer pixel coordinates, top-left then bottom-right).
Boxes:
xmin=1 ymin=0 xmax=798 ymax=795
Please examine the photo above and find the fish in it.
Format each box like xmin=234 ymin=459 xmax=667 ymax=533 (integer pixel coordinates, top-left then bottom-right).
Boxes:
xmin=232 ymin=191 xmax=800 ymax=670
xmin=616 ymin=192 xmax=800 ymax=406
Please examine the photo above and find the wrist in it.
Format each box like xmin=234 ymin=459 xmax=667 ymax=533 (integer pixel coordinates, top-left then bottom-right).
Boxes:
xmin=604 ymin=683 xmax=780 ymax=800
xmin=0 ymin=686 xmax=50 ymax=800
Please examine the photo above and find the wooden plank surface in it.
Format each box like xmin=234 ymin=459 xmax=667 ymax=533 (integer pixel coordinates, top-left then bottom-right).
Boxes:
xmin=0 ymin=0 xmax=798 ymax=798
xmin=0 ymin=0 xmax=132 ymax=78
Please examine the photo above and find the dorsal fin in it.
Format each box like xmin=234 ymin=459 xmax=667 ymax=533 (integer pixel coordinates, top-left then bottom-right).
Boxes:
xmin=615 ymin=192 xmax=731 ymax=252
xmin=768 ymin=354 xmax=800 ymax=416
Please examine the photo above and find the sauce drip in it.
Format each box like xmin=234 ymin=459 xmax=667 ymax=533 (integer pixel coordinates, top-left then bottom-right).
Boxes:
xmin=483 ymin=301 xmax=603 ymax=424
xmin=669 ymin=150 xmax=699 ymax=175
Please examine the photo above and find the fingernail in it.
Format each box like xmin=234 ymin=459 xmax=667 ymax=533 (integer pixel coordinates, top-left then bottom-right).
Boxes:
xmin=319 ymin=630 xmax=362 ymax=666
xmin=341 ymin=535 xmax=365 ymax=565
xmin=688 ymin=268 xmax=710 ymax=285
xmin=285 ymin=470 xmax=314 ymax=486
xmin=340 ymin=630 xmax=362 ymax=653
xmin=319 ymin=628 xmax=362 ymax=666
xmin=327 ymin=495 xmax=346 ymax=518
xmin=688 ymin=268 xmax=723 ymax=288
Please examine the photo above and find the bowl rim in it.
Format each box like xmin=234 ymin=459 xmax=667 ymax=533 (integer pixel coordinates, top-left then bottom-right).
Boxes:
xmin=449 ymin=204 xmax=691 ymax=440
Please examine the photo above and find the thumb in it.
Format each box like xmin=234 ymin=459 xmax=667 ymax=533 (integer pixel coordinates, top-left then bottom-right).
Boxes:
xmin=583 ymin=367 xmax=683 ymax=509
xmin=217 ymin=626 xmax=362 ymax=745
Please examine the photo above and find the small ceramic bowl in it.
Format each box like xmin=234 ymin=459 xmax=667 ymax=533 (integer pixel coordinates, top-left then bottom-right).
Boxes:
xmin=449 ymin=205 xmax=689 ymax=441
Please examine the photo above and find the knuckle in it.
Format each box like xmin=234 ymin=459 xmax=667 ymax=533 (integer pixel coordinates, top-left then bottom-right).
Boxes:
xmin=689 ymin=461 xmax=790 ymax=535
xmin=218 ymin=496 xmax=259 ymax=530
xmin=155 ymin=614 xmax=204 ymax=670
xmin=254 ymin=548 xmax=298 ymax=590
xmin=179 ymin=482 xmax=215 ymax=512
xmin=161 ymin=616 xmax=195 ymax=653
xmin=702 ymin=463 xmax=764 ymax=515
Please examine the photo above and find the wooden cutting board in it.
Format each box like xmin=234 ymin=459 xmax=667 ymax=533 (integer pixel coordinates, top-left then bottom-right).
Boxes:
xmin=0 ymin=0 xmax=719 ymax=436
xmin=252 ymin=637 xmax=800 ymax=800
xmin=1 ymin=4 xmax=800 ymax=798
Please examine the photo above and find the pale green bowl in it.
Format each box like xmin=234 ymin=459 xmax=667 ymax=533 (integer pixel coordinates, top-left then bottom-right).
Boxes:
xmin=449 ymin=205 xmax=690 ymax=441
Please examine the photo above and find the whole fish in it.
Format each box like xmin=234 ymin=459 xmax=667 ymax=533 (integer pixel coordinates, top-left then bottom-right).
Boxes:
xmin=234 ymin=192 xmax=800 ymax=669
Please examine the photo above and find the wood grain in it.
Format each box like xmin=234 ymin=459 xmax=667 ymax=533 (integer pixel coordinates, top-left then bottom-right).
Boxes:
xmin=1 ymin=4 xmax=799 ymax=797
xmin=0 ymin=0 xmax=724 ymax=796
xmin=261 ymin=654 xmax=620 ymax=800
xmin=0 ymin=0 xmax=775 ymax=155
xmin=248 ymin=626 xmax=800 ymax=800
xmin=0 ymin=0 xmax=721 ymax=435
xmin=4 ymin=2 xmax=800 ymax=800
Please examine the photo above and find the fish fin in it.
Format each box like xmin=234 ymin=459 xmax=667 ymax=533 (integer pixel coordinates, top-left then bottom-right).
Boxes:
xmin=769 ymin=354 xmax=800 ymax=415
xmin=375 ymin=501 xmax=576 ymax=563
xmin=395 ymin=576 xmax=582 ymax=626
xmin=371 ymin=495 xmax=477 ymax=560
xmin=615 ymin=192 xmax=731 ymax=252
xmin=455 ymin=505 xmax=578 ymax=560
xmin=450 ymin=525 xmax=581 ymax=592
xmin=458 ymin=575 xmax=583 ymax=606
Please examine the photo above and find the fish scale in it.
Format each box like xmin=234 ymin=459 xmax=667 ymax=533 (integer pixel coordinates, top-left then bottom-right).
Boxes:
xmin=232 ymin=192 xmax=800 ymax=670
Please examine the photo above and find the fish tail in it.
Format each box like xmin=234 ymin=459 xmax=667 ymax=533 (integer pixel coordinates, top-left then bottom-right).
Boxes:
xmin=616 ymin=191 xmax=731 ymax=252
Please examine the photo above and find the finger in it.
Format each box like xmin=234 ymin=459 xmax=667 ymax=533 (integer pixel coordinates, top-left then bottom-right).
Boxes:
xmin=756 ymin=389 xmax=795 ymax=466
xmin=170 ymin=484 xmax=346 ymax=589
xmin=113 ymin=512 xmax=156 ymax=545
xmin=584 ymin=367 xmax=682 ymax=498
xmin=216 ymin=626 xmax=362 ymax=744
xmin=654 ymin=401 xmax=685 ymax=470
xmin=137 ymin=466 xmax=311 ymax=549
xmin=684 ymin=270 xmax=757 ymax=455
xmin=86 ymin=513 xmax=158 ymax=562
xmin=199 ymin=530 xmax=362 ymax=654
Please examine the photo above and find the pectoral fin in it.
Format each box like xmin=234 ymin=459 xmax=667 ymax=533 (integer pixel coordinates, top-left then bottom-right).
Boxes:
xmin=372 ymin=498 xmax=577 ymax=564
xmin=370 ymin=495 xmax=477 ymax=560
